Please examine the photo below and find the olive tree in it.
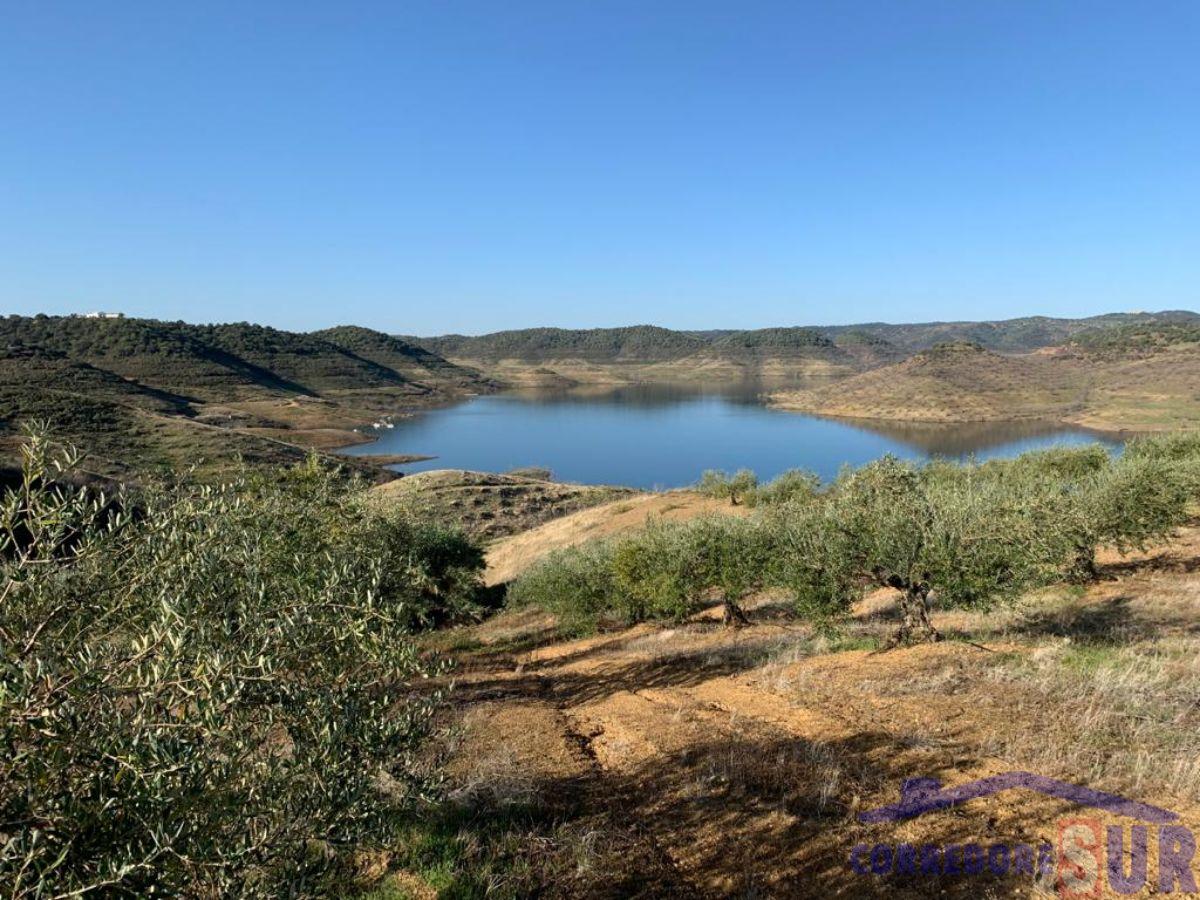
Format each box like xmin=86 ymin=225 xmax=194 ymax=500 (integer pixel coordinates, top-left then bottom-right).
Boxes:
xmin=745 ymin=468 xmax=822 ymax=508
xmin=680 ymin=516 xmax=778 ymax=625
xmin=0 ymin=432 xmax=479 ymax=898
xmin=1123 ymin=432 xmax=1200 ymax=497
xmin=697 ymin=468 xmax=759 ymax=506
xmin=507 ymin=539 xmax=618 ymax=633
xmin=763 ymin=501 xmax=858 ymax=627
xmin=608 ymin=516 xmax=775 ymax=625
xmin=829 ymin=455 xmax=1066 ymax=644
xmin=511 ymin=515 xmax=775 ymax=629
xmin=1054 ymin=453 xmax=1192 ymax=582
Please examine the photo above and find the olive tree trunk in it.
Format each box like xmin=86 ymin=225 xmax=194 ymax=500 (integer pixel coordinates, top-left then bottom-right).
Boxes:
xmin=885 ymin=583 xmax=941 ymax=647
xmin=722 ymin=596 xmax=750 ymax=627
xmin=1068 ymin=544 xmax=1100 ymax=583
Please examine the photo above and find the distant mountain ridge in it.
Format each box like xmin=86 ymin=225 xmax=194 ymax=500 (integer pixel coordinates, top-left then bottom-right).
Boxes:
xmin=820 ymin=310 xmax=1200 ymax=353
xmin=410 ymin=311 xmax=1200 ymax=361
xmin=412 ymin=325 xmax=708 ymax=363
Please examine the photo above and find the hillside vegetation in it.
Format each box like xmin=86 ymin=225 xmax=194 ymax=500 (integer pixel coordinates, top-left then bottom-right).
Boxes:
xmin=509 ymin=439 xmax=1200 ymax=636
xmin=10 ymin=417 xmax=1200 ymax=897
xmin=819 ymin=309 xmax=1200 ymax=353
xmin=0 ymin=315 xmax=487 ymax=475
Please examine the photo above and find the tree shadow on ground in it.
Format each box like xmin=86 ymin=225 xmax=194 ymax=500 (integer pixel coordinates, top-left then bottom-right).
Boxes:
xmin=1099 ymin=544 xmax=1200 ymax=578
xmin=431 ymin=727 xmax=1054 ymax=899
xmin=450 ymin=631 xmax=799 ymax=707
xmin=1009 ymin=592 xmax=1200 ymax=644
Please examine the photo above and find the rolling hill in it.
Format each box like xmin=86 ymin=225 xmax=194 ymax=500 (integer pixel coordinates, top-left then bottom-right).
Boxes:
xmin=0 ymin=316 xmax=490 ymax=475
xmin=6 ymin=311 xmax=1200 ymax=475
xmin=770 ymin=342 xmax=1088 ymax=423
xmin=314 ymin=325 xmax=489 ymax=388
xmin=772 ymin=326 xmax=1200 ymax=430
xmin=409 ymin=311 xmax=1197 ymax=386
xmin=415 ymin=325 xmax=708 ymax=363
xmin=410 ymin=324 xmax=902 ymax=382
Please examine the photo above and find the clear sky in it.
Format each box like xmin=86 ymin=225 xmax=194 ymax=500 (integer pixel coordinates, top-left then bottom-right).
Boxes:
xmin=2 ymin=1 xmax=1197 ymax=335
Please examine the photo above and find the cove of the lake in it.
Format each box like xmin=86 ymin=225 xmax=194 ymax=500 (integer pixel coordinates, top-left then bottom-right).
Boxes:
xmin=341 ymin=383 xmax=1123 ymax=489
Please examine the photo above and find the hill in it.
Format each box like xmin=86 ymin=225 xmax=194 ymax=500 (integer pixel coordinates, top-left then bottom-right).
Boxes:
xmin=313 ymin=325 xmax=488 ymax=387
xmin=1069 ymin=321 xmax=1200 ymax=355
xmin=0 ymin=316 xmax=489 ymax=475
xmin=1060 ymin=324 xmax=1200 ymax=429
xmin=771 ymin=342 xmax=1089 ymax=423
xmin=826 ymin=328 xmax=907 ymax=368
xmin=412 ymin=324 xmax=900 ymax=383
xmin=416 ymin=325 xmax=707 ymax=363
xmin=772 ymin=326 xmax=1200 ymax=429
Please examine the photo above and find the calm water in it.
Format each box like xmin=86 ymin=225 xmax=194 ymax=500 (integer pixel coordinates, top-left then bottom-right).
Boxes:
xmin=342 ymin=383 xmax=1122 ymax=489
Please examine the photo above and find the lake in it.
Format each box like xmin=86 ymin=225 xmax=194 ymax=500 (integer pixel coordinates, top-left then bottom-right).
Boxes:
xmin=342 ymin=383 xmax=1123 ymax=489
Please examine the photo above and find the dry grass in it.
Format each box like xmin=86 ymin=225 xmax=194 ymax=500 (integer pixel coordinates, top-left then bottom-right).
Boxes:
xmin=384 ymin=526 xmax=1200 ymax=897
xmin=984 ymin=636 xmax=1200 ymax=801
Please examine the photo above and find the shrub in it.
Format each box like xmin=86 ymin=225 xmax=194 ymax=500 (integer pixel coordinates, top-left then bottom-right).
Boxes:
xmin=509 ymin=516 xmax=777 ymax=629
xmin=1124 ymin=430 xmax=1200 ymax=464
xmin=616 ymin=516 xmax=777 ymax=625
xmin=684 ymin=516 xmax=778 ymax=624
xmin=0 ymin=433 xmax=480 ymax=897
xmin=369 ymin=511 xmax=487 ymax=628
xmin=1003 ymin=444 xmax=1112 ymax=481
xmin=513 ymin=441 xmax=1200 ymax=645
xmin=1123 ymin=432 xmax=1200 ymax=497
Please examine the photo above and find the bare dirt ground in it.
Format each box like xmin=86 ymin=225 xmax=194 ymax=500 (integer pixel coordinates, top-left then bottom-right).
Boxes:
xmin=484 ymin=490 xmax=747 ymax=584
xmin=398 ymin=527 xmax=1200 ymax=898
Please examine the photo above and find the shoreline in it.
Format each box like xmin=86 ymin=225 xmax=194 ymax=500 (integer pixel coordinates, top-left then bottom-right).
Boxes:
xmin=765 ymin=402 xmax=1155 ymax=436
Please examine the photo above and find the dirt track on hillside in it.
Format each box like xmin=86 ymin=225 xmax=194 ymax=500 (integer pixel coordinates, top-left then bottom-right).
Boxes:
xmin=431 ymin=530 xmax=1200 ymax=898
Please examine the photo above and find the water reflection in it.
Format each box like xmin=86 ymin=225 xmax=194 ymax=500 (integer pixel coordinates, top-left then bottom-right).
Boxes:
xmin=826 ymin=417 xmax=1118 ymax=457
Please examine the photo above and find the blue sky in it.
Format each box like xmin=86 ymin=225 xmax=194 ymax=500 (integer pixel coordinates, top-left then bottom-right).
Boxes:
xmin=2 ymin=1 xmax=1197 ymax=334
